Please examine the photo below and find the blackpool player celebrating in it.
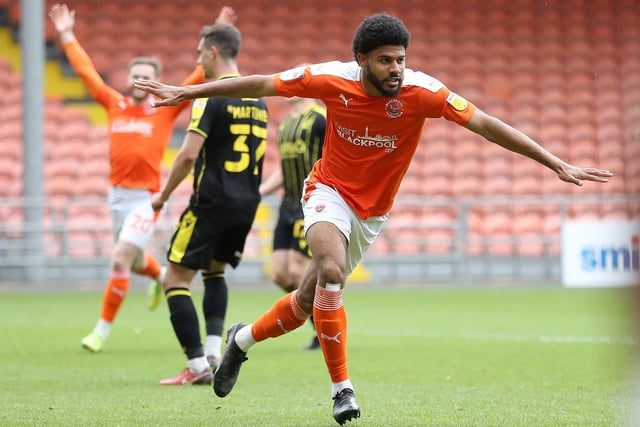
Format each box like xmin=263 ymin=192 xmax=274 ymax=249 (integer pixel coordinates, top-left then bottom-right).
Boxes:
xmin=134 ymin=13 xmax=612 ymax=425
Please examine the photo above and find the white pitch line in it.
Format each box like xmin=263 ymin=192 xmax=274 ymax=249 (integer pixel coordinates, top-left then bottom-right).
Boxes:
xmin=353 ymin=329 xmax=638 ymax=346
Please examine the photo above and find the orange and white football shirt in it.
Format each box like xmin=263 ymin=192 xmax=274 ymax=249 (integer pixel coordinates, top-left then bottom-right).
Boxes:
xmin=273 ymin=62 xmax=476 ymax=219
xmin=62 ymin=40 xmax=205 ymax=193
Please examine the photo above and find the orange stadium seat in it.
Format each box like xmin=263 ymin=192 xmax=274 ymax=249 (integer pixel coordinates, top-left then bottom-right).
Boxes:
xmin=44 ymin=157 xmax=79 ymax=180
xmin=0 ymin=124 xmax=22 ymax=160
xmin=0 ymin=155 xmax=19 ymax=180
xmin=596 ymin=105 xmax=621 ymax=128
xmin=44 ymin=175 xmax=78 ymax=200
xmin=424 ymin=156 xmax=454 ymax=180
xmin=512 ymin=208 xmax=546 ymax=256
xmin=601 ymin=204 xmax=632 ymax=221
xmin=567 ymin=72 xmax=594 ymax=92
xmin=540 ymin=173 xmax=572 ymax=196
xmin=46 ymin=137 xmax=85 ymax=161
xmin=482 ymin=175 xmax=513 ymax=196
xmin=398 ymin=175 xmax=421 ymax=195
xmin=567 ymin=204 xmax=601 ymax=221
xmin=452 ymin=138 xmax=483 ymax=162
xmin=0 ymin=58 xmax=13 ymax=81
xmin=422 ymin=175 xmax=454 ymax=198
xmin=539 ymin=98 xmax=567 ymax=124
xmin=2 ymin=83 xmax=22 ymax=108
xmin=598 ymin=141 xmax=624 ymax=163
xmin=76 ymin=175 xmax=110 ymax=198
xmin=78 ymin=157 xmax=110 ymax=178
xmin=452 ymin=175 xmax=483 ymax=198
xmin=59 ymin=107 xmax=91 ymax=126
xmin=512 ymin=175 xmax=543 ymax=196
xmin=482 ymin=156 xmax=512 ymax=179
xmin=422 ymin=142 xmax=453 ymax=165
xmin=600 ymin=176 xmax=628 ymax=195
xmin=0 ymin=206 xmax=24 ymax=239
xmin=478 ymin=207 xmax=516 ymax=256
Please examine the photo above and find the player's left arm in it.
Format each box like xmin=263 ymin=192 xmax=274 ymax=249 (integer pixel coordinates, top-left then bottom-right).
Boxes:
xmin=135 ymin=74 xmax=278 ymax=107
xmin=463 ymin=108 xmax=613 ymax=186
xmin=151 ymin=132 xmax=204 ymax=211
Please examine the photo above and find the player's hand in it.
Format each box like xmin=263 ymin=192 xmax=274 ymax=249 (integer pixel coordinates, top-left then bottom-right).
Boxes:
xmin=151 ymin=193 xmax=167 ymax=212
xmin=215 ymin=6 xmax=237 ymax=25
xmin=556 ymin=164 xmax=613 ymax=186
xmin=134 ymin=80 xmax=185 ymax=107
xmin=48 ymin=3 xmax=75 ymax=34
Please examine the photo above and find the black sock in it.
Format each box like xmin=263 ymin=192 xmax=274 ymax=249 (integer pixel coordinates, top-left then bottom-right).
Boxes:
xmin=202 ymin=272 xmax=228 ymax=337
xmin=166 ymin=288 xmax=203 ymax=359
xmin=282 ymin=284 xmax=296 ymax=293
xmin=309 ymin=314 xmax=316 ymax=331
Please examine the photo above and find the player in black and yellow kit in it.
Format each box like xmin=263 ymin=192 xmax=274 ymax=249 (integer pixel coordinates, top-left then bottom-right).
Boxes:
xmin=260 ymin=96 xmax=326 ymax=350
xmin=149 ymin=22 xmax=268 ymax=385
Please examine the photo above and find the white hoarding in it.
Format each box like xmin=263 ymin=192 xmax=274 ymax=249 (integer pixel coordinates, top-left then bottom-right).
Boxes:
xmin=562 ymin=220 xmax=640 ymax=287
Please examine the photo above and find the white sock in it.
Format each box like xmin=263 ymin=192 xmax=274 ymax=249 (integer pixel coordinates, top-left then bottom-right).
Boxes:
xmin=332 ymin=379 xmax=353 ymax=397
xmin=187 ymin=356 xmax=210 ymax=374
xmin=234 ymin=323 xmax=256 ymax=352
xmin=95 ymin=319 xmax=112 ymax=340
xmin=205 ymin=335 xmax=223 ymax=359
xmin=156 ymin=266 xmax=166 ymax=281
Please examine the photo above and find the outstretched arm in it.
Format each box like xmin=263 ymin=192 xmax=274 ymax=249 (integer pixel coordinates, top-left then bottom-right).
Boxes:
xmin=49 ymin=3 xmax=116 ymax=102
xmin=259 ymin=166 xmax=284 ymax=197
xmin=464 ymin=109 xmax=613 ymax=186
xmin=134 ymin=74 xmax=279 ymax=107
xmin=49 ymin=3 xmax=75 ymax=43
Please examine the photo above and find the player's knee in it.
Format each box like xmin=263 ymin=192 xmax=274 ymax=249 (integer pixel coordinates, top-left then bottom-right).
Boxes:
xmin=317 ymin=261 xmax=345 ymax=286
xmin=110 ymin=257 xmax=131 ymax=273
xmin=271 ymin=270 xmax=289 ymax=288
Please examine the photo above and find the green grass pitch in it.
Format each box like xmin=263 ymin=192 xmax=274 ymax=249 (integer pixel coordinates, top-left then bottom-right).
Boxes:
xmin=0 ymin=286 xmax=636 ymax=426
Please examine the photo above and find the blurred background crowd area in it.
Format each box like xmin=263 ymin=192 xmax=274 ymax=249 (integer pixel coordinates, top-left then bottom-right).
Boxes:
xmin=0 ymin=0 xmax=638 ymax=283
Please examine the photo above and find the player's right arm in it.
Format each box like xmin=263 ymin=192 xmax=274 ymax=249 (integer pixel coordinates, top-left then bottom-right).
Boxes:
xmin=151 ymin=130 xmax=204 ymax=211
xmin=48 ymin=3 xmax=119 ymax=103
xmin=259 ymin=166 xmax=284 ymax=197
xmin=134 ymin=74 xmax=279 ymax=107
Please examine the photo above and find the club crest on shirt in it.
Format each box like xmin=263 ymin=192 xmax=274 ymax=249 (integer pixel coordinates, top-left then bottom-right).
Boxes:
xmin=385 ymin=98 xmax=404 ymax=118
xmin=446 ymin=92 xmax=468 ymax=111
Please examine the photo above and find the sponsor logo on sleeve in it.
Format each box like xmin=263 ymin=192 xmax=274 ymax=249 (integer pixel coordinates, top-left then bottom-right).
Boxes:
xmin=446 ymin=92 xmax=468 ymax=111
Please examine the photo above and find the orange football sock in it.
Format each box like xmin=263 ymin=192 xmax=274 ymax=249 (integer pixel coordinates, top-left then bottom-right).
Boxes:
xmin=250 ymin=291 xmax=309 ymax=342
xmin=313 ymin=285 xmax=349 ymax=383
xmin=100 ymin=271 xmax=130 ymax=323
xmin=137 ymin=252 xmax=162 ymax=278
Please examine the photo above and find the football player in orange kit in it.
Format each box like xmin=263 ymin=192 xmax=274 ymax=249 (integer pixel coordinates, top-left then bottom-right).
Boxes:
xmin=134 ymin=13 xmax=613 ymax=425
xmin=48 ymin=3 xmax=236 ymax=353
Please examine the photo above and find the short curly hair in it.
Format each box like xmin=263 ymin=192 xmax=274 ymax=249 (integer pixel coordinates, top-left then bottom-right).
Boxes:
xmin=352 ymin=13 xmax=410 ymax=61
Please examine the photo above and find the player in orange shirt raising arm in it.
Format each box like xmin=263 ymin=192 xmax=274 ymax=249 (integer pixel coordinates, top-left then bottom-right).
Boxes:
xmin=135 ymin=13 xmax=613 ymax=425
xmin=48 ymin=3 xmax=236 ymax=353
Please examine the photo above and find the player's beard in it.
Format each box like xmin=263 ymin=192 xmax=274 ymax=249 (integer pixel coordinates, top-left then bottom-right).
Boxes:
xmin=364 ymin=67 xmax=402 ymax=97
